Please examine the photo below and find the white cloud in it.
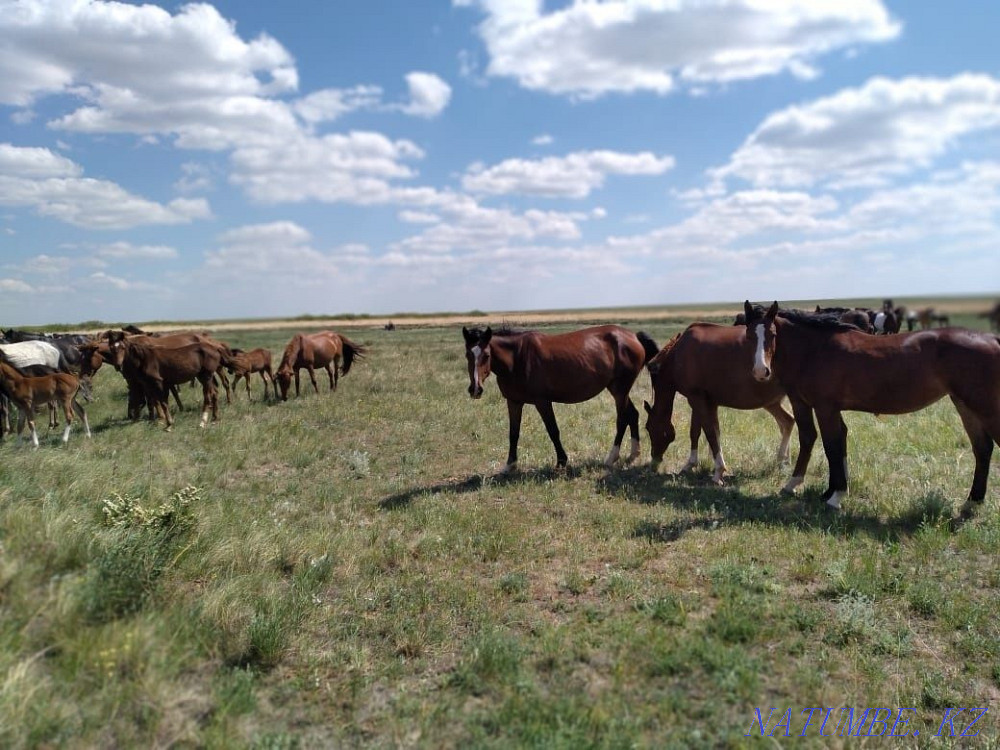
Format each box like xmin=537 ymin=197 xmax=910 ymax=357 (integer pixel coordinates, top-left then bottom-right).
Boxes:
xmin=229 ymin=131 xmax=424 ymax=204
xmin=96 ymin=242 xmax=179 ymax=260
xmin=174 ymin=162 xmax=214 ymax=193
xmin=397 ymin=72 xmax=452 ymax=118
xmin=532 ymin=134 xmax=553 ymax=146
xmin=0 ymin=1 xmax=297 ymax=109
xmin=713 ymin=74 xmax=1000 ymax=189
xmin=0 ymin=278 xmax=34 ymax=293
xmin=457 ymin=0 xmax=899 ymax=98
xmin=293 ymin=85 xmax=383 ymax=125
xmin=398 ymin=210 xmax=440 ymax=224
xmin=0 ymin=144 xmax=212 ymax=229
xmin=462 ymin=150 xmax=675 ymax=198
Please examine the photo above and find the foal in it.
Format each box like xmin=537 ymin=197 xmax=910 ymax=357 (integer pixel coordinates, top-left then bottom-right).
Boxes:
xmin=227 ymin=348 xmax=274 ymax=400
xmin=0 ymin=361 xmax=90 ymax=446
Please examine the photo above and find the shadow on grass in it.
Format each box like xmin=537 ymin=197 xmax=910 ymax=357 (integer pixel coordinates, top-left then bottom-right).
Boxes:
xmin=378 ymin=459 xmax=609 ymax=510
xmin=610 ymin=464 xmax=954 ymax=543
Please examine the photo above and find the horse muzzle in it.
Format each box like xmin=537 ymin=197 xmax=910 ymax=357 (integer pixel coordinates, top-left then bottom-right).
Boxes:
xmin=469 ymin=384 xmax=483 ymax=399
xmin=752 ymin=366 xmax=772 ymax=382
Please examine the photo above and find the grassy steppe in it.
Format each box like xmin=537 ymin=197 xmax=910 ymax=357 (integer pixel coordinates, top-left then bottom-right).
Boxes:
xmin=1 ymin=309 xmax=998 ymax=748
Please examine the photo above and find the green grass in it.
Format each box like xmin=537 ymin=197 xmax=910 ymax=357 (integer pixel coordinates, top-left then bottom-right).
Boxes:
xmin=0 ymin=311 xmax=998 ymax=747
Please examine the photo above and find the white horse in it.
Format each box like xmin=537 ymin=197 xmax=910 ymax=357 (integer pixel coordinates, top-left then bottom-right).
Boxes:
xmin=0 ymin=340 xmax=66 ymax=371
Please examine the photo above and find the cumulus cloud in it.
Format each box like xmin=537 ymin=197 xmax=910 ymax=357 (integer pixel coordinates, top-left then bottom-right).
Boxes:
xmin=96 ymin=242 xmax=179 ymax=260
xmin=0 ymin=144 xmax=212 ymax=229
xmin=713 ymin=74 xmax=1000 ymax=189
xmin=456 ymin=0 xmax=900 ymax=97
xmin=462 ymin=150 xmax=675 ymax=198
xmin=397 ymin=72 xmax=452 ymax=118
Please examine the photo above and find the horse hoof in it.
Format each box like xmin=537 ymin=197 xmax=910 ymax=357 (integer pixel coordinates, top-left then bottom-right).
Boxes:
xmin=712 ymin=477 xmax=725 ymax=487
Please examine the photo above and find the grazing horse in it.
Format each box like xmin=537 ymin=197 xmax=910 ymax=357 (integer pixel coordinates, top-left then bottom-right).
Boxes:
xmin=275 ymin=332 xmax=367 ymax=401
xmin=227 ymin=348 xmax=274 ymax=400
xmin=0 ymin=361 xmax=89 ymax=446
xmin=744 ymin=301 xmax=1000 ymax=518
xmin=643 ymin=324 xmax=795 ymax=484
xmin=462 ymin=325 xmax=658 ymax=471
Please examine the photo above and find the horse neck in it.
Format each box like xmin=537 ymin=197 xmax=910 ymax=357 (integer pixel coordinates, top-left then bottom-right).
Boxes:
xmin=281 ymin=336 xmax=302 ymax=367
xmin=773 ymin=318 xmax=822 ymax=373
xmin=489 ymin=336 xmax=517 ymax=378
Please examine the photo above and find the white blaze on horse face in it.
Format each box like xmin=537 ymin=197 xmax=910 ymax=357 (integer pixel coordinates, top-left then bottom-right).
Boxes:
xmin=874 ymin=312 xmax=886 ymax=333
xmin=471 ymin=345 xmax=483 ymax=393
xmin=752 ymin=324 xmax=771 ymax=380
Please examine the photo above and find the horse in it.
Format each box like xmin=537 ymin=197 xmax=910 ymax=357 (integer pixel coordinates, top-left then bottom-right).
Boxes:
xmin=275 ymin=332 xmax=367 ymax=401
xmin=743 ymin=301 xmax=1000 ymax=518
xmin=815 ymin=306 xmax=874 ymax=333
xmin=981 ymin=301 xmax=1000 ymax=332
xmin=643 ymin=324 xmax=795 ymax=484
xmin=107 ymin=335 xmax=233 ymax=430
xmin=3 ymin=329 xmax=82 ymax=369
xmin=462 ymin=325 xmax=658 ymax=472
xmin=0 ymin=361 xmax=90 ymax=446
xmin=227 ymin=348 xmax=274 ymax=401
xmin=105 ymin=331 xmax=233 ymax=419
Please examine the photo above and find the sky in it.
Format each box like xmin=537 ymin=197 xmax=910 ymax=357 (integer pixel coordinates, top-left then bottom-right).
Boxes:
xmin=1 ymin=0 xmax=999 ymax=325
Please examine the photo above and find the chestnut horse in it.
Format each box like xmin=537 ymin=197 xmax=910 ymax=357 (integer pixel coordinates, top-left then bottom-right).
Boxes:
xmin=0 ymin=361 xmax=90 ymax=446
xmin=462 ymin=325 xmax=659 ymax=472
xmin=744 ymin=301 xmax=1000 ymax=518
xmin=227 ymin=347 xmax=274 ymax=400
xmin=275 ymin=332 xmax=367 ymax=401
xmin=644 ymin=324 xmax=795 ymax=484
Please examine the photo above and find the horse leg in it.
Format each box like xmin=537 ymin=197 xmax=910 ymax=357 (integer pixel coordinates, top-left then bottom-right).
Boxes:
xmin=764 ymin=400 xmax=795 ymax=464
xmin=217 ymin=370 xmax=232 ymax=405
xmin=815 ymin=408 xmax=848 ymax=509
xmin=333 ymin=358 xmax=339 ymax=391
xmin=535 ymin=400 xmax=568 ymax=468
xmin=198 ymin=376 xmax=213 ymax=427
xmin=326 ymin=363 xmax=336 ymax=391
xmin=680 ymin=397 xmax=701 ymax=473
xmin=307 ymin=366 xmax=320 ymax=395
xmin=72 ymin=398 xmax=91 ymax=439
xmin=951 ymin=396 xmax=997 ymax=519
xmin=259 ymin=371 xmax=269 ymax=400
xmin=782 ymin=398 xmax=817 ymax=495
xmin=605 ymin=390 xmax=633 ymax=466
xmin=61 ymin=398 xmax=73 ymax=443
xmin=171 ymin=383 xmax=184 ymax=412
xmin=625 ymin=398 xmax=641 ymax=463
xmin=243 ymin=372 xmax=252 ymax=401
xmin=701 ymin=403 xmax=727 ymax=486
xmin=501 ymin=400 xmax=524 ymax=474
xmin=294 ymin=368 xmax=301 ymax=397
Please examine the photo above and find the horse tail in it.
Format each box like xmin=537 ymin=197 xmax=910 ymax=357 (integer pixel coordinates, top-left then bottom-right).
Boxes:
xmin=339 ymin=336 xmax=367 ymax=376
xmin=636 ymin=331 xmax=659 ymax=365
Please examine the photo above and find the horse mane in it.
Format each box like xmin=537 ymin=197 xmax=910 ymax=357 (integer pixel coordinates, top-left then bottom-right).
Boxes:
xmin=646 ymin=332 xmax=682 ymax=374
xmin=465 ymin=325 xmax=534 ymax=339
xmin=279 ymin=335 xmax=303 ymax=368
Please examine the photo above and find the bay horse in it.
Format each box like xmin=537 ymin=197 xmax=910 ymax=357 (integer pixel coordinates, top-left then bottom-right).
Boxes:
xmin=275 ymin=332 xmax=367 ymax=401
xmin=227 ymin=347 xmax=274 ymax=400
xmin=744 ymin=301 xmax=1000 ymax=518
xmin=643 ymin=324 xmax=795 ymax=484
xmin=462 ymin=325 xmax=658 ymax=472
xmin=0 ymin=361 xmax=90 ymax=446
xmin=108 ymin=335 xmax=232 ymax=430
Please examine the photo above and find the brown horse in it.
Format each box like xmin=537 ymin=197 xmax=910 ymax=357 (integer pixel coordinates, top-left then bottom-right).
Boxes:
xmin=744 ymin=301 xmax=1000 ymax=517
xmin=227 ymin=347 xmax=274 ymax=400
xmin=644 ymin=324 xmax=795 ymax=484
xmin=462 ymin=325 xmax=658 ymax=472
xmin=275 ymin=332 xmax=367 ymax=401
xmin=108 ymin=336 xmax=231 ymax=430
xmin=0 ymin=361 xmax=90 ymax=446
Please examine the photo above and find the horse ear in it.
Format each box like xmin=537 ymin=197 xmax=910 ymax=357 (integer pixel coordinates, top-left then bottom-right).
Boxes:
xmin=767 ymin=301 xmax=779 ymax=320
xmin=482 ymin=327 xmax=492 ymax=346
xmin=462 ymin=326 xmax=472 ymax=343
xmin=743 ymin=300 xmax=753 ymax=321
xmin=643 ymin=400 xmax=652 ymax=414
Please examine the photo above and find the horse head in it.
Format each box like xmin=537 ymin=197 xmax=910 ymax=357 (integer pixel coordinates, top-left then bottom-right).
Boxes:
xmin=462 ymin=326 xmax=493 ymax=399
xmin=744 ymin=300 xmax=779 ymax=382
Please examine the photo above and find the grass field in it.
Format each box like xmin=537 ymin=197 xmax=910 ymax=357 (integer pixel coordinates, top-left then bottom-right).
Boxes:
xmin=1 ymin=304 xmax=998 ymax=748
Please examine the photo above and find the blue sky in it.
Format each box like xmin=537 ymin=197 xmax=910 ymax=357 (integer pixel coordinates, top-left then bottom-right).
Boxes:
xmin=1 ymin=0 xmax=998 ymax=325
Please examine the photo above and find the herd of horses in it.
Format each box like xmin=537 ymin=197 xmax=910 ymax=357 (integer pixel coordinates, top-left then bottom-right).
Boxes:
xmin=463 ymin=299 xmax=1000 ymax=522
xmin=3 ymin=299 xmax=998 ymax=522
xmin=0 ymin=327 xmax=366 ymax=441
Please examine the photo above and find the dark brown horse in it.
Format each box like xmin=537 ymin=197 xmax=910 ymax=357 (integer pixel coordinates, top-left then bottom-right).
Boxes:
xmin=108 ymin=336 xmax=232 ymax=430
xmin=462 ymin=325 xmax=658 ymax=472
xmin=644 ymin=324 xmax=795 ymax=484
xmin=744 ymin=301 xmax=1000 ymax=518
xmin=227 ymin=347 xmax=274 ymax=401
xmin=275 ymin=332 xmax=367 ymax=401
